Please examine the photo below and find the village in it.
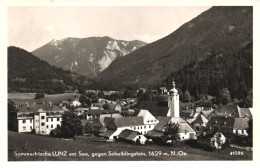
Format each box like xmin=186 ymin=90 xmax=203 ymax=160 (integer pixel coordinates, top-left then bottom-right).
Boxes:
xmin=8 ymin=79 xmax=253 ymax=156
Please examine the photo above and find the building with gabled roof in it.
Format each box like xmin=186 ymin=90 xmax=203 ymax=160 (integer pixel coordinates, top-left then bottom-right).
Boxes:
xmin=92 ymin=113 xmax=123 ymax=133
xmin=207 ymin=116 xmax=235 ymax=138
xmin=240 ymin=108 xmax=252 ymax=118
xmin=118 ymin=129 xmax=147 ymax=144
xmin=147 ymin=79 xmax=196 ymax=141
xmin=147 ymin=116 xmax=196 ymax=141
xmin=214 ymin=105 xmax=242 ymax=118
xmin=99 ymin=130 xmax=117 ymax=140
xmin=197 ymin=126 xmax=227 ymax=150
xmin=12 ymin=103 xmax=64 ymax=135
xmin=188 ymin=114 xmax=209 ymax=132
xmin=99 ymin=109 xmax=159 ymax=140
xmin=233 ymin=118 xmax=250 ymax=136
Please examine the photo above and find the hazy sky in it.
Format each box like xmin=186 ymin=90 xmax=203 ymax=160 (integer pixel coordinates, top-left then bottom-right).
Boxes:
xmin=8 ymin=6 xmax=211 ymax=51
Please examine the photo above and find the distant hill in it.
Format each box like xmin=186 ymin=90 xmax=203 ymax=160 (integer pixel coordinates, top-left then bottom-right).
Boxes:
xmin=96 ymin=6 xmax=253 ymax=96
xmin=8 ymin=46 xmax=94 ymax=93
xmin=32 ymin=36 xmax=146 ymax=78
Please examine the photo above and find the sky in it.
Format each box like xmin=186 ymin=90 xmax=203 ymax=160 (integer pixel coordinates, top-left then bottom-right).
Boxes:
xmin=8 ymin=6 xmax=211 ymax=51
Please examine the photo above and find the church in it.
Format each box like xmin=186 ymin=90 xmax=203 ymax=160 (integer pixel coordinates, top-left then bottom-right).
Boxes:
xmin=147 ymin=79 xmax=196 ymax=141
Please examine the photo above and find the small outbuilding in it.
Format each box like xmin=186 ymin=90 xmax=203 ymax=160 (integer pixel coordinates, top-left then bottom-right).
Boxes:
xmin=197 ymin=127 xmax=227 ymax=150
xmin=118 ymin=129 xmax=147 ymax=144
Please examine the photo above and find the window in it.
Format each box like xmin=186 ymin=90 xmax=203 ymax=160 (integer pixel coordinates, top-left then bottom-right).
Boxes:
xmin=47 ymin=125 xmax=49 ymax=128
xmin=149 ymin=125 xmax=151 ymax=128
xmin=57 ymin=124 xmax=60 ymax=127
xmin=41 ymin=116 xmax=45 ymax=119
xmin=51 ymin=118 xmax=53 ymax=122
xmin=47 ymin=118 xmax=48 ymax=122
xmin=23 ymin=126 xmax=26 ymax=131
xmin=30 ymin=119 xmax=32 ymax=123
xmin=41 ymin=122 xmax=45 ymax=126
xmin=51 ymin=125 xmax=53 ymax=128
xmin=57 ymin=118 xmax=60 ymax=121
xmin=144 ymin=126 xmax=146 ymax=129
xmin=134 ymin=127 xmax=136 ymax=130
xmin=23 ymin=120 xmax=26 ymax=123
xmin=30 ymin=126 xmax=32 ymax=130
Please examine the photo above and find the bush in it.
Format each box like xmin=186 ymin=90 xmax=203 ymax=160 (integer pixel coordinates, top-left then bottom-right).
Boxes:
xmin=31 ymin=129 xmax=36 ymax=134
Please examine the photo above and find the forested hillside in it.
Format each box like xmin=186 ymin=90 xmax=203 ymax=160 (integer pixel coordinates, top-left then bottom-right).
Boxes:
xmin=96 ymin=6 xmax=252 ymax=95
xmin=162 ymin=42 xmax=252 ymax=100
xmin=8 ymin=46 xmax=93 ymax=93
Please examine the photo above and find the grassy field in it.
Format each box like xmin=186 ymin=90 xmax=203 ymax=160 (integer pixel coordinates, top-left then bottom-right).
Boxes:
xmin=8 ymin=93 xmax=80 ymax=105
xmin=8 ymin=131 xmax=252 ymax=161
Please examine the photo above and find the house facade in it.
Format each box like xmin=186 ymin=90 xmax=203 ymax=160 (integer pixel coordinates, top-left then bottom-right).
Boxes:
xmin=233 ymin=118 xmax=250 ymax=136
xmin=15 ymin=103 xmax=64 ymax=135
xmin=118 ymin=129 xmax=147 ymax=144
xmin=99 ymin=110 xmax=159 ymax=140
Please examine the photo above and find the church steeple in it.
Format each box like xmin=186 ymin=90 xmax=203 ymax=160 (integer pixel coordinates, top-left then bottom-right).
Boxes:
xmin=167 ymin=78 xmax=180 ymax=117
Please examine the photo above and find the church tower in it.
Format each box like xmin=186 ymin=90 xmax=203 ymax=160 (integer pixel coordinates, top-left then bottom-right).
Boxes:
xmin=167 ymin=79 xmax=180 ymax=117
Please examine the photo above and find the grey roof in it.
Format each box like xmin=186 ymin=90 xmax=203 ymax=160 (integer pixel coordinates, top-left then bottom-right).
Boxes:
xmin=88 ymin=109 xmax=106 ymax=115
xmin=192 ymin=114 xmax=209 ymax=124
xmin=240 ymin=108 xmax=252 ymax=118
xmin=118 ymin=129 xmax=140 ymax=141
xmin=99 ymin=113 xmax=123 ymax=124
xmin=155 ymin=116 xmax=195 ymax=134
xmin=146 ymin=130 xmax=165 ymax=138
xmin=207 ymin=116 xmax=235 ymax=129
xmin=154 ymin=117 xmax=172 ymax=131
xmin=18 ymin=104 xmax=63 ymax=113
xmin=98 ymin=127 xmax=107 ymax=133
xmin=201 ymin=109 xmax=214 ymax=118
xmin=112 ymin=117 xmax=144 ymax=127
xmin=233 ymin=118 xmax=250 ymax=130
xmin=215 ymin=105 xmax=242 ymax=117
xmin=99 ymin=130 xmax=116 ymax=138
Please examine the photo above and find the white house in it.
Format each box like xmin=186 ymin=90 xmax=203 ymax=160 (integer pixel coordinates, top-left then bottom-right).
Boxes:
xmin=71 ymin=99 xmax=81 ymax=107
xmin=15 ymin=103 xmax=64 ymax=135
xmin=99 ymin=110 xmax=159 ymax=140
xmin=233 ymin=118 xmax=250 ymax=136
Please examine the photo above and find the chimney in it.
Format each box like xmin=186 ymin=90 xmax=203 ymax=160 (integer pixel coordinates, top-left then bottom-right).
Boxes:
xmin=26 ymin=102 xmax=29 ymax=107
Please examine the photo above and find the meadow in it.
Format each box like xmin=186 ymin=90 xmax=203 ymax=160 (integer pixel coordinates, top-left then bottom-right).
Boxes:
xmin=8 ymin=131 xmax=252 ymax=161
xmin=8 ymin=93 xmax=80 ymax=104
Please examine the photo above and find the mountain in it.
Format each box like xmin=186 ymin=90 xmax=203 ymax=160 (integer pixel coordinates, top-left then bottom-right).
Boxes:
xmin=32 ymin=36 xmax=146 ymax=78
xmin=96 ymin=6 xmax=253 ymax=94
xmin=8 ymin=46 xmax=94 ymax=93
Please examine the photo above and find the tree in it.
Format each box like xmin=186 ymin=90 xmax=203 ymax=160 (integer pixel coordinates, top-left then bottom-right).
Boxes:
xmin=243 ymin=91 xmax=253 ymax=107
xmin=60 ymin=111 xmax=83 ymax=138
xmin=8 ymin=100 xmax=17 ymax=131
xmin=247 ymin=119 xmax=252 ymax=139
xmin=79 ymin=94 xmax=88 ymax=106
xmin=164 ymin=122 xmax=179 ymax=145
xmin=184 ymin=90 xmax=191 ymax=103
xmin=85 ymin=122 xmax=94 ymax=134
xmin=218 ymin=88 xmax=231 ymax=105
xmin=35 ymin=92 xmax=45 ymax=99
xmin=103 ymin=103 xmax=110 ymax=110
